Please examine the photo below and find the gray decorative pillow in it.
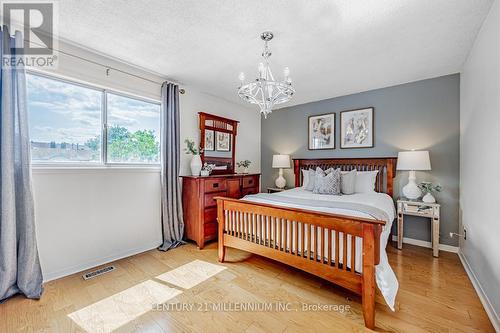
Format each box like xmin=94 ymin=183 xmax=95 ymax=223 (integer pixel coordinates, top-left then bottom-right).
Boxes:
xmin=305 ymin=168 xmax=316 ymax=191
xmin=341 ymin=169 xmax=357 ymax=195
xmin=323 ymin=167 xmax=334 ymax=174
xmin=313 ymin=168 xmax=341 ymax=195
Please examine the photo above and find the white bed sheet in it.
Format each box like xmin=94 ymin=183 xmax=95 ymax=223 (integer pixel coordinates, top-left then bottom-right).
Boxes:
xmin=241 ymin=188 xmax=398 ymax=310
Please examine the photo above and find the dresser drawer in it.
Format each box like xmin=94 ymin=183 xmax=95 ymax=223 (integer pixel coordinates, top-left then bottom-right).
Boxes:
xmin=204 ymin=178 xmax=227 ymax=193
xmin=204 ymin=222 xmax=218 ymax=239
xmin=242 ymin=175 xmax=258 ymax=188
xmin=204 ymin=207 xmax=217 ymax=224
xmin=204 ymin=191 xmax=226 ymax=208
xmin=241 ymin=186 xmax=259 ymax=196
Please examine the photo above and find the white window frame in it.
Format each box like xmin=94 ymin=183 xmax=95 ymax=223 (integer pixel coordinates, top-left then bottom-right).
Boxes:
xmin=27 ymin=71 xmax=162 ymax=168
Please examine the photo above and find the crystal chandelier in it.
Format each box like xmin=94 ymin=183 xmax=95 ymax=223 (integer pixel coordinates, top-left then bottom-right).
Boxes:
xmin=237 ymin=31 xmax=295 ymax=118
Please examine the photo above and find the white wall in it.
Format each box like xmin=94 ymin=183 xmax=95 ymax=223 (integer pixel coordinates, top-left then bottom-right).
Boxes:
xmin=33 ymin=168 xmax=162 ymax=281
xmin=460 ymin=0 xmax=500 ymax=328
xmin=33 ymin=40 xmax=261 ymax=281
xmin=180 ymin=92 xmax=260 ymax=175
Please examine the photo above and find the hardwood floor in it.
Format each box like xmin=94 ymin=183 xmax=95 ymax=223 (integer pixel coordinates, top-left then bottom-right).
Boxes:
xmin=0 ymin=242 xmax=494 ymax=333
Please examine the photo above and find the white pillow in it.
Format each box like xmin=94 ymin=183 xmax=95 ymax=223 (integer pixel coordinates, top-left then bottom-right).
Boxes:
xmin=340 ymin=169 xmax=357 ymax=195
xmin=301 ymin=169 xmax=309 ymax=188
xmin=354 ymin=170 xmax=379 ymax=193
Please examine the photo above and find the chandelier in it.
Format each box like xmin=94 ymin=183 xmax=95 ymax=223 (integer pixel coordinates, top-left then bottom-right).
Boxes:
xmin=237 ymin=31 xmax=295 ymax=118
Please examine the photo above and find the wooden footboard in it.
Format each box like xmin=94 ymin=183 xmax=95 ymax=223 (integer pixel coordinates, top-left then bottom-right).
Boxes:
xmin=216 ymin=197 xmax=384 ymax=329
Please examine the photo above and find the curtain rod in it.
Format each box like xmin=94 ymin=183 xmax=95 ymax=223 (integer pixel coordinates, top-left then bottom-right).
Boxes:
xmin=27 ymin=39 xmax=186 ymax=94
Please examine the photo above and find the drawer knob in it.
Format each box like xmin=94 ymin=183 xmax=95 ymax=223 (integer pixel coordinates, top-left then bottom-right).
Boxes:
xmin=248 ymin=180 xmax=253 ymax=184
xmin=213 ymin=183 xmax=219 ymax=188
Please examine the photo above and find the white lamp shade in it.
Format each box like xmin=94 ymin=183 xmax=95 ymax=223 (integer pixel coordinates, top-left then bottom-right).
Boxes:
xmin=272 ymin=154 xmax=291 ymax=168
xmin=397 ymin=151 xmax=431 ymax=171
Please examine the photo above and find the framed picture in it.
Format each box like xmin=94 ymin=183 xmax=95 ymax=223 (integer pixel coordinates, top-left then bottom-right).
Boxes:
xmin=308 ymin=113 xmax=336 ymax=150
xmin=204 ymin=130 xmax=214 ymax=151
xmin=216 ymin=131 xmax=231 ymax=151
xmin=340 ymin=107 xmax=374 ymax=149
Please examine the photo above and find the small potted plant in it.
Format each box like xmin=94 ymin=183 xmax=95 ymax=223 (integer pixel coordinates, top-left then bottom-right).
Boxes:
xmin=184 ymin=139 xmax=203 ymax=176
xmin=237 ymin=160 xmax=251 ymax=174
xmin=200 ymin=163 xmax=214 ymax=177
xmin=418 ymin=182 xmax=442 ymax=203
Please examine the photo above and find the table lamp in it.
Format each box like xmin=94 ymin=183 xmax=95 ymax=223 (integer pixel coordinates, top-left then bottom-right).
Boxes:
xmin=397 ymin=150 xmax=431 ymax=200
xmin=272 ymin=154 xmax=290 ymax=189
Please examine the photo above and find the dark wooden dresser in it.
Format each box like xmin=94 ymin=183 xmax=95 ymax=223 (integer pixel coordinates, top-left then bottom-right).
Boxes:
xmin=181 ymin=173 xmax=260 ymax=248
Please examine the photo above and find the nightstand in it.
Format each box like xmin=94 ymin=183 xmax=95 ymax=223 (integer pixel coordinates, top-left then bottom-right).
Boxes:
xmin=267 ymin=187 xmax=287 ymax=193
xmin=396 ymin=199 xmax=441 ymax=257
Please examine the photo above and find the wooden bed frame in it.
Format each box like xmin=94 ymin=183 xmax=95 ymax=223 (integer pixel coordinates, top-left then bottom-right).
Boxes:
xmin=216 ymin=157 xmax=397 ymax=329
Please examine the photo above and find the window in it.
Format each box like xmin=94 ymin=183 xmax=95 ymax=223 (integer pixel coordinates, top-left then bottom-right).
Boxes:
xmin=107 ymin=93 xmax=160 ymax=164
xmin=27 ymin=74 xmax=102 ymax=163
xmin=27 ymin=73 xmax=161 ymax=165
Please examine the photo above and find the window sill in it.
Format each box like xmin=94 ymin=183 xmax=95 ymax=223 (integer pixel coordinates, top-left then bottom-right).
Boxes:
xmin=32 ymin=165 xmax=161 ymax=174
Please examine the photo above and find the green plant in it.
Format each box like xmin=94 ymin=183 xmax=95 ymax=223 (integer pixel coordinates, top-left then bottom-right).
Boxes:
xmin=237 ymin=160 xmax=251 ymax=168
xmin=203 ymin=163 xmax=215 ymax=173
xmin=184 ymin=139 xmax=203 ymax=155
xmin=418 ymin=182 xmax=442 ymax=194
xmin=84 ymin=125 xmax=159 ymax=162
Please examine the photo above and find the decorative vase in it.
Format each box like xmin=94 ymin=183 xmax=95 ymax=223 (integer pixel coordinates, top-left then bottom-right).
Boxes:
xmin=190 ymin=154 xmax=202 ymax=176
xmin=422 ymin=192 xmax=436 ymax=203
xmin=243 ymin=167 xmax=249 ymax=174
xmin=200 ymin=169 xmax=209 ymax=177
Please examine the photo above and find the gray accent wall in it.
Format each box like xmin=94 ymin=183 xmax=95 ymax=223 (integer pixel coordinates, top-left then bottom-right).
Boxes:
xmin=261 ymin=74 xmax=460 ymax=246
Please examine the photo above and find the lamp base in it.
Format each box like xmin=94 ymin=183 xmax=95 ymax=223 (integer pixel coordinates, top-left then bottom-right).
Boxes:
xmin=402 ymin=170 xmax=422 ymax=200
xmin=275 ymin=168 xmax=286 ymax=189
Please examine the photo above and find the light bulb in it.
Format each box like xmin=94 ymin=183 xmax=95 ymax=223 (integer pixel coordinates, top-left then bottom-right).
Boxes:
xmin=283 ymin=67 xmax=290 ymax=78
xmin=238 ymin=72 xmax=245 ymax=82
xmin=258 ymin=62 xmax=265 ymax=78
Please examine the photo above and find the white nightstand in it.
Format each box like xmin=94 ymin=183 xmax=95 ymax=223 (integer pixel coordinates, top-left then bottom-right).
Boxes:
xmin=396 ymin=199 xmax=441 ymax=257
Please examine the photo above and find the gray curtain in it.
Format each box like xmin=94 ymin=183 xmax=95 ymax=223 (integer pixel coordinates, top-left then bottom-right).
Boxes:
xmin=0 ymin=28 xmax=43 ymax=301
xmin=158 ymin=82 xmax=184 ymax=251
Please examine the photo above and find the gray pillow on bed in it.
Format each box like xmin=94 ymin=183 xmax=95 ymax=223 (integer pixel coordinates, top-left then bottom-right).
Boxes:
xmin=305 ymin=167 xmax=334 ymax=191
xmin=305 ymin=168 xmax=316 ymax=191
xmin=341 ymin=169 xmax=357 ymax=195
xmin=313 ymin=167 xmax=341 ymax=195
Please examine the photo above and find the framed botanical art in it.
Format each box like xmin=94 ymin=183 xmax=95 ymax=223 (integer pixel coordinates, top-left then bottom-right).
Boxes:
xmin=340 ymin=107 xmax=374 ymax=149
xmin=216 ymin=131 xmax=231 ymax=151
xmin=308 ymin=113 xmax=336 ymax=150
xmin=204 ymin=130 xmax=214 ymax=151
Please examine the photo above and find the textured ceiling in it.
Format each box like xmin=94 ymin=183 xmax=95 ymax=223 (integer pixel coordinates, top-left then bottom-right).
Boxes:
xmin=56 ymin=0 xmax=493 ymax=108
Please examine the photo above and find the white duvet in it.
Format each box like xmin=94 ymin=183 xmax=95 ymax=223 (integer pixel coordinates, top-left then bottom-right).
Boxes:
xmin=241 ymin=187 xmax=399 ymax=311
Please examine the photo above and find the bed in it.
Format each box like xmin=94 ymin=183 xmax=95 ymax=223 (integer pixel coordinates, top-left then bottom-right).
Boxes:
xmin=215 ymin=157 xmax=398 ymax=329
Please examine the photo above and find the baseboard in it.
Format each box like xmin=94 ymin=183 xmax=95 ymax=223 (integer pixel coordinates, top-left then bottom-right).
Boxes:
xmin=391 ymin=235 xmax=459 ymax=253
xmin=458 ymin=251 xmax=500 ymax=332
xmin=42 ymin=240 xmax=162 ymax=282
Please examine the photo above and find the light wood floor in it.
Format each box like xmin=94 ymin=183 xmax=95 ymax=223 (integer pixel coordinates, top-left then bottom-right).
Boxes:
xmin=0 ymin=242 xmax=494 ymax=333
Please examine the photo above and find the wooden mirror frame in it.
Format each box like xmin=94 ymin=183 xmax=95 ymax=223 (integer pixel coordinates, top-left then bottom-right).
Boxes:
xmin=199 ymin=112 xmax=239 ymax=174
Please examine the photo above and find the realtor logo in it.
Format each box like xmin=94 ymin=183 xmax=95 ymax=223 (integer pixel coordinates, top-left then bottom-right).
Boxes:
xmin=1 ymin=0 xmax=58 ymax=67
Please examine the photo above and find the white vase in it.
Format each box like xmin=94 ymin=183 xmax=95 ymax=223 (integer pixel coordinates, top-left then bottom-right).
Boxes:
xmin=190 ymin=155 xmax=202 ymax=176
xmin=243 ymin=167 xmax=249 ymax=174
xmin=422 ymin=192 xmax=436 ymax=203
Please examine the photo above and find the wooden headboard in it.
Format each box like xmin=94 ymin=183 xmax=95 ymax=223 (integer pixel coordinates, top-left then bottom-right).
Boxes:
xmin=293 ymin=157 xmax=397 ymax=197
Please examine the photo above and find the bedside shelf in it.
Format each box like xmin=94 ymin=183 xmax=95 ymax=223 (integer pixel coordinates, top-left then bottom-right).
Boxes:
xmin=397 ymin=198 xmax=441 ymax=257
xmin=267 ymin=187 xmax=287 ymax=193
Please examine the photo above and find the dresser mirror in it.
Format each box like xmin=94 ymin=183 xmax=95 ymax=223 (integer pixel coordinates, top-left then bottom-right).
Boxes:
xmin=199 ymin=112 xmax=239 ymax=174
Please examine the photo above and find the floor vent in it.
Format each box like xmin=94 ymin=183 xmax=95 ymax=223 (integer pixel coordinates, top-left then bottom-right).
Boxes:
xmin=82 ymin=266 xmax=115 ymax=280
